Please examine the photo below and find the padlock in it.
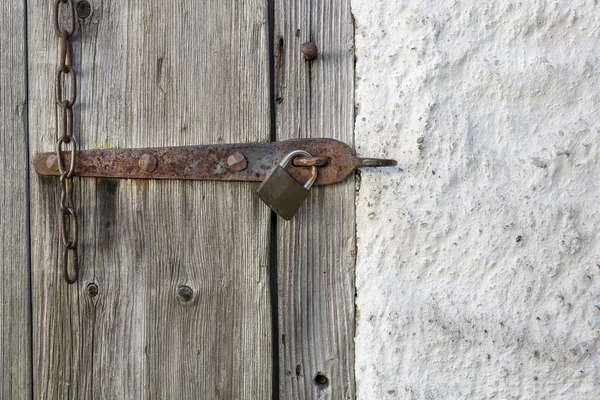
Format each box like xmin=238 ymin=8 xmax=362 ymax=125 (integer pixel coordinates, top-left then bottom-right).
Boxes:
xmin=256 ymin=150 xmax=318 ymax=220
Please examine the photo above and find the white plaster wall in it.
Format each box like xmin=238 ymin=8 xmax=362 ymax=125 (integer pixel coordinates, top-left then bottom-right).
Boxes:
xmin=352 ymin=1 xmax=600 ymax=398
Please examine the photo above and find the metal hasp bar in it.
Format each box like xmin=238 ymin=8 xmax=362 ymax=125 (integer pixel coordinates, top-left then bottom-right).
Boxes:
xmin=34 ymin=138 xmax=396 ymax=186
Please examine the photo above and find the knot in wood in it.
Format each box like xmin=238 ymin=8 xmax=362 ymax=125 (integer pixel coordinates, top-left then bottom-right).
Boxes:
xmin=76 ymin=1 xmax=92 ymax=19
xmin=86 ymin=282 xmax=99 ymax=297
xmin=314 ymin=372 xmax=329 ymax=389
xmin=176 ymin=285 xmax=194 ymax=303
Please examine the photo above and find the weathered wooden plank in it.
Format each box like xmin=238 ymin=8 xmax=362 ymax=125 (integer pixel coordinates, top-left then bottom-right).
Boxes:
xmin=0 ymin=2 xmax=31 ymax=399
xmin=274 ymin=1 xmax=356 ymax=398
xmin=29 ymin=1 xmax=271 ymax=398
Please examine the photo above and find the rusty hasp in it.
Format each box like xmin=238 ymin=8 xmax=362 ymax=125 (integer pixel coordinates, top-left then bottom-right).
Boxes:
xmin=34 ymin=138 xmax=397 ymax=186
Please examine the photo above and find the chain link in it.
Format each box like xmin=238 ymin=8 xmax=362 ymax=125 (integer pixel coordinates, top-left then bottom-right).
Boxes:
xmin=54 ymin=0 xmax=79 ymax=284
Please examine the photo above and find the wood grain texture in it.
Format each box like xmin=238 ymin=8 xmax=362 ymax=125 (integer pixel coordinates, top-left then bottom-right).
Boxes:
xmin=0 ymin=2 xmax=31 ymax=399
xmin=274 ymin=1 xmax=356 ymax=398
xmin=28 ymin=1 xmax=271 ymax=398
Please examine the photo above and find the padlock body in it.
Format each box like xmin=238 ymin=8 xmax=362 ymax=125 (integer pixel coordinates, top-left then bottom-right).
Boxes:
xmin=256 ymin=165 xmax=310 ymax=220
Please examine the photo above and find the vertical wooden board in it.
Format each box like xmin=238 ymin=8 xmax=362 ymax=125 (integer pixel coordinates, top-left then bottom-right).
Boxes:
xmin=274 ymin=1 xmax=356 ymax=398
xmin=29 ymin=1 xmax=271 ymax=398
xmin=0 ymin=2 xmax=31 ymax=399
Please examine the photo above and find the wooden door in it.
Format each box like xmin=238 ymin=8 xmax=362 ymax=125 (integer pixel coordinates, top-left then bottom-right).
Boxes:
xmin=273 ymin=1 xmax=356 ymax=398
xmin=3 ymin=0 xmax=355 ymax=398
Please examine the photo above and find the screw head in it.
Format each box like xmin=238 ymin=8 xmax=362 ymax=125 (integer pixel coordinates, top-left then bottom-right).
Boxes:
xmin=226 ymin=151 xmax=247 ymax=172
xmin=139 ymin=154 xmax=158 ymax=173
xmin=76 ymin=1 xmax=92 ymax=19
xmin=46 ymin=155 xmax=60 ymax=171
xmin=301 ymin=42 xmax=318 ymax=61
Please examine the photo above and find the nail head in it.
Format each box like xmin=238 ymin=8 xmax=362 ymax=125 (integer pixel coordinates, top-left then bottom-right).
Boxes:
xmin=139 ymin=154 xmax=158 ymax=173
xmin=226 ymin=151 xmax=247 ymax=172
xmin=301 ymin=42 xmax=318 ymax=61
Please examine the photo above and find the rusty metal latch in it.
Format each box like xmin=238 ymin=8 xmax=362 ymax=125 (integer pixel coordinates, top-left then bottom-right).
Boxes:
xmin=34 ymin=138 xmax=396 ymax=186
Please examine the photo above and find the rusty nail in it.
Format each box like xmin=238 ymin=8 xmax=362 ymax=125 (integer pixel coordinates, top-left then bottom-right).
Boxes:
xmin=355 ymin=158 xmax=398 ymax=168
xmin=76 ymin=1 xmax=92 ymax=19
xmin=139 ymin=154 xmax=158 ymax=173
xmin=226 ymin=151 xmax=247 ymax=172
xmin=46 ymin=154 xmax=60 ymax=171
xmin=301 ymin=42 xmax=318 ymax=61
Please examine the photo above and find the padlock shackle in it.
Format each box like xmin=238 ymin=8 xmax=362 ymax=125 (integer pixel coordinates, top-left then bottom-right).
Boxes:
xmin=279 ymin=150 xmax=318 ymax=190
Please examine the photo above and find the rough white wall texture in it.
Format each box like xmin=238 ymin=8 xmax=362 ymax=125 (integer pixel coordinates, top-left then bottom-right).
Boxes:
xmin=352 ymin=1 xmax=600 ymax=398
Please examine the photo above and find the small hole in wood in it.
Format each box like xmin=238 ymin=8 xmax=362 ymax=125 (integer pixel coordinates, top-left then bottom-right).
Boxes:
xmin=314 ymin=372 xmax=329 ymax=389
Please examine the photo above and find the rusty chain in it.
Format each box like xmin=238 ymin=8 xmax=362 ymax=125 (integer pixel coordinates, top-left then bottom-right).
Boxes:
xmin=53 ymin=0 xmax=78 ymax=284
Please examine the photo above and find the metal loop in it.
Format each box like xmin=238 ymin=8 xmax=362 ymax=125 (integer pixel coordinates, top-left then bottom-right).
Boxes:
xmin=59 ymin=173 xmax=74 ymax=211
xmin=60 ymin=207 xmax=78 ymax=248
xmin=62 ymin=243 xmax=78 ymax=285
xmin=60 ymin=100 xmax=73 ymax=140
xmin=279 ymin=150 xmax=318 ymax=190
xmin=54 ymin=0 xmax=75 ymax=38
xmin=56 ymin=136 xmax=77 ymax=177
xmin=59 ymin=172 xmax=68 ymax=209
xmin=58 ymin=31 xmax=72 ymax=72
xmin=56 ymin=65 xmax=77 ymax=107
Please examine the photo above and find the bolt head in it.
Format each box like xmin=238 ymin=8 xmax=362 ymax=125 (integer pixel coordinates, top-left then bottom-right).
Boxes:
xmin=139 ymin=154 xmax=158 ymax=173
xmin=46 ymin=155 xmax=60 ymax=171
xmin=226 ymin=151 xmax=247 ymax=172
xmin=300 ymin=42 xmax=318 ymax=61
